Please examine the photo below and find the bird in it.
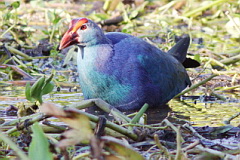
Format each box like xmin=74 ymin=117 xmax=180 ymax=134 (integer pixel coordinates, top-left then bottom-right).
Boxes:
xmin=59 ymin=17 xmax=195 ymax=111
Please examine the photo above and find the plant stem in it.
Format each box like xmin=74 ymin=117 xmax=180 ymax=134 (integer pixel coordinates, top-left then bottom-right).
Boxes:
xmin=175 ymin=126 xmax=183 ymax=160
xmin=5 ymin=45 xmax=33 ymax=60
xmin=175 ymin=74 xmax=218 ymax=97
xmin=0 ymin=24 xmax=15 ymax=38
xmin=220 ymin=54 xmax=240 ymax=65
xmin=183 ymin=0 xmax=227 ymax=18
xmin=131 ymin=103 xmax=149 ymax=124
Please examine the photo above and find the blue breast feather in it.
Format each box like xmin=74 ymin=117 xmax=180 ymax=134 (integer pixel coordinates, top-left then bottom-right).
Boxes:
xmin=77 ymin=32 xmax=190 ymax=109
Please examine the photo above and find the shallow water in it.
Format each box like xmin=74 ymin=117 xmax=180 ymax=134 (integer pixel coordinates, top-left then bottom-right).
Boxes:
xmin=169 ymin=94 xmax=240 ymax=126
xmin=0 ymin=84 xmax=239 ymax=126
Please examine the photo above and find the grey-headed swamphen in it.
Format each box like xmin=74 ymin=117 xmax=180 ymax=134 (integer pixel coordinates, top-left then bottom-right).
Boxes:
xmin=59 ymin=18 xmax=194 ymax=110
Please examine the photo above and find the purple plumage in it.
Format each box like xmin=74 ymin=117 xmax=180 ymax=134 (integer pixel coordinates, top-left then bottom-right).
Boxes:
xmin=59 ymin=18 xmax=192 ymax=110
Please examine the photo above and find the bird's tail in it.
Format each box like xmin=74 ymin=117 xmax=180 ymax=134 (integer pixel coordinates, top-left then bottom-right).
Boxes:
xmin=168 ymin=37 xmax=200 ymax=68
xmin=168 ymin=37 xmax=190 ymax=63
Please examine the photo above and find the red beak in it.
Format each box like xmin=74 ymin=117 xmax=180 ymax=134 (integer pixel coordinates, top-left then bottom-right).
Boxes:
xmin=59 ymin=18 xmax=88 ymax=50
xmin=59 ymin=30 xmax=78 ymax=50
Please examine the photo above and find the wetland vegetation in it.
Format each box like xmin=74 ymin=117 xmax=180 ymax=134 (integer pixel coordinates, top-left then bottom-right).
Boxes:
xmin=0 ymin=0 xmax=239 ymax=159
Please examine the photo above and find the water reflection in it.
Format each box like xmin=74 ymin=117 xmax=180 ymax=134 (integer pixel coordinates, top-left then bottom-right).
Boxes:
xmin=85 ymin=104 xmax=173 ymax=124
xmin=0 ymin=84 xmax=239 ymax=126
xmin=169 ymin=95 xmax=240 ymax=126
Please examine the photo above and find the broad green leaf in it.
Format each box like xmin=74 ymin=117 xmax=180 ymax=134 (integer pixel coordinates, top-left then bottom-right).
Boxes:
xmin=25 ymin=82 xmax=34 ymax=102
xmin=44 ymin=74 xmax=54 ymax=87
xmin=30 ymin=76 xmax=45 ymax=99
xmin=41 ymin=74 xmax=54 ymax=95
xmin=30 ymin=76 xmax=45 ymax=103
xmin=29 ymin=122 xmax=53 ymax=160
xmin=42 ymin=82 xmax=54 ymax=95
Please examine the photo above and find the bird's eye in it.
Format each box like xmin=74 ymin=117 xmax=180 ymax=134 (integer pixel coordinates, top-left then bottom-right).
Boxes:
xmin=81 ymin=25 xmax=87 ymax=30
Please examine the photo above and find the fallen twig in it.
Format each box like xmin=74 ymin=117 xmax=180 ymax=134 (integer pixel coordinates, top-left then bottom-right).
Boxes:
xmin=220 ymin=54 xmax=240 ymax=65
xmin=66 ymin=108 xmax=139 ymax=141
xmin=223 ymin=112 xmax=240 ymax=125
xmin=5 ymin=45 xmax=33 ymax=60
xmin=195 ymin=145 xmax=236 ymax=159
xmin=175 ymin=126 xmax=183 ymax=160
xmin=6 ymin=113 xmax=50 ymax=134
xmin=163 ymin=119 xmax=184 ymax=142
xmin=0 ymin=64 xmax=34 ymax=80
xmin=182 ymin=140 xmax=200 ymax=152
xmin=69 ymin=99 xmax=132 ymax=123
xmin=154 ymin=134 xmax=171 ymax=159
xmin=175 ymin=74 xmax=218 ymax=97
xmin=183 ymin=123 xmax=211 ymax=142
xmin=182 ymin=0 xmax=227 ymax=18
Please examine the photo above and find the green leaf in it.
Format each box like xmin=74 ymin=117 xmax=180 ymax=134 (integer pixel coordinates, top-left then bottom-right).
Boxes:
xmin=44 ymin=74 xmax=54 ymax=87
xmin=53 ymin=17 xmax=61 ymax=25
xmin=11 ymin=1 xmax=20 ymax=9
xmin=25 ymin=82 xmax=35 ymax=102
xmin=41 ymin=74 xmax=54 ymax=95
xmin=29 ymin=122 xmax=53 ymax=160
xmin=42 ymin=82 xmax=54 ymax=95
xmin=30 ymin=76 xmax=45 ymax=101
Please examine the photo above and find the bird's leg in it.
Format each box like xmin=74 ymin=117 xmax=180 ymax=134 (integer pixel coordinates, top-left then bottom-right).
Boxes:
xmin=69 ymin=99 xmax=131 ymax=123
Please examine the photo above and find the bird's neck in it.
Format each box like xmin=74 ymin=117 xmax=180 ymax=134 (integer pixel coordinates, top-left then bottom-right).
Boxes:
xmin=77 ymin=43 xmax=113 ymax=64
xmin=83 ymin=34 xmax=112 ymax=47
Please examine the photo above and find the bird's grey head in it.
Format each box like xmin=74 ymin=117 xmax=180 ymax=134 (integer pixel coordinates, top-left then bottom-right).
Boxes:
xmin=59 ymin=18 xmax=109 ymax=50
